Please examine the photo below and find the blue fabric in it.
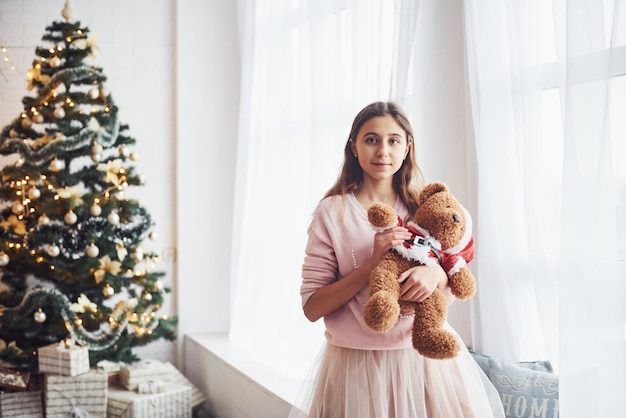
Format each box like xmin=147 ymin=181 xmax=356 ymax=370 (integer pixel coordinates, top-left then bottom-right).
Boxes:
xmin=470 ymin=351 xmax=559 ymax=418
xmin=470 ymin=350 xmax=553 ymax=373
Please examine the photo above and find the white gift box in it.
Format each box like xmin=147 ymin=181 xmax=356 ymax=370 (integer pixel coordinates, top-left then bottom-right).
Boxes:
xmin=0 ymin=390 xmax=44 ymax=417
xmin=38 ymin=340 xmax=90 ymax=376
xmin=44 ymin=370 xmax=107 ymax=418
xmin=162 ymin=362 xmax=206 ymax=409
xmin=118 ymin=360 xmax=206 ymax=409
xmin=119 ymin=360 xmax=173 ymax=391
xmin=107 ymin=384 xmax=191 ymax=418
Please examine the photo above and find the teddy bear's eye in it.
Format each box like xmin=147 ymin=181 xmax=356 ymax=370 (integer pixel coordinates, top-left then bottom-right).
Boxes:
xmin=452 ymin=214 xmax=460 ymax=223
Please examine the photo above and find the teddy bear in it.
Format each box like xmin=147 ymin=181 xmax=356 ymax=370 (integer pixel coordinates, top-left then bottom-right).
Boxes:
xmin=362 ymin=181 xmax=476 ymax=360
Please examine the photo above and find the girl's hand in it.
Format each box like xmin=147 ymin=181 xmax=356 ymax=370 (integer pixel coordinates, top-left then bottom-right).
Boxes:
xmin=371 ymin=226 xmax=412 ymax=260
xmin=397 ymin=265 xmax=448 ymax=302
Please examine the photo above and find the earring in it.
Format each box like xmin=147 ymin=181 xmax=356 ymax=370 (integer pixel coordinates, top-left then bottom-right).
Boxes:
xmin=353 ymin=153 xmax=357 ymax=157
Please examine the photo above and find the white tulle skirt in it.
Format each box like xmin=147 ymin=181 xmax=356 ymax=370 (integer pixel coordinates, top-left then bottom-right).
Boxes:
xmin=288 ymin=334 xmax=505 ymax=418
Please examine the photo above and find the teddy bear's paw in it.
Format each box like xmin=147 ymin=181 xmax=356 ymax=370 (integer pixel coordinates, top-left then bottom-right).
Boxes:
xmin=367 ymin=202 xmax=397 ymax=228
xmin=362 ymin=292 xmax=401 ymax=333
xmin=449 ymin=279 xmax=476 ymax=300
xmin=412 ymin=330 xmax=461 ymax=360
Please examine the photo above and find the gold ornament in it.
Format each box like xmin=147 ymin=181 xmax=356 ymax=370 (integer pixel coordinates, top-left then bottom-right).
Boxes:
xmin=53 ymin=107 xmax=65 ymax=119
xmin=0 ymin=252 xmax=9 ymax=266
xmin=28 ymin=187 xmax=41 ymax=199
xmin=91 ymin=142 xmax=103 ymax=154
xmin=90 ymin=203 xmax=102 ymax=216
xmin=47 ymin=243 xmax=60 ymax=257
xmin=86 ymin=243 xmax=99 ymax=258
xmin=34 ymin=309 xmax=46 ymax=323
xmin=49 ymin=158 xmax=63 ymax=172
xmin=102 ymin=284 xmax=115 ymax=297
xmin=61 ymin=0 xmax=75 ymax=21
xmin=64 ymin=209 xmax=77 ymax=224
xmin=11 ymin=203 xmax=24 ymax=215
xmin=107 ymin=211 xmax=120 ymax=225
xmin=49 ymin=56 xmax=61 ymax=68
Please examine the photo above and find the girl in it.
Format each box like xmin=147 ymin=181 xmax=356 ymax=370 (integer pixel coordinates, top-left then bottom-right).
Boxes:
xmin=291 ymin=102 xmax=504 ymax=417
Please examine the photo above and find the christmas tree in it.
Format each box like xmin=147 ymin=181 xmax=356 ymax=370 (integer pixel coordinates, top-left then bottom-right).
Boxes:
xmin=0 ymin=1 xmax=177 ymax=368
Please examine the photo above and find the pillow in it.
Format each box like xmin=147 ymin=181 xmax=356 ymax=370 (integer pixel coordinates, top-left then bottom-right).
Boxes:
xmin=470 ymin=350 xmax=554 ymax=373
xmin=470 ymin=351 xmax=559 ymax=418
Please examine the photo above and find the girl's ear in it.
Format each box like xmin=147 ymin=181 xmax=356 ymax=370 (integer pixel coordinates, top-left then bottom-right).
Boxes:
xmin=404 ymin=141 xmax=411 ymax=159
xmin=350 ymin=140 xmax=357 ymax=156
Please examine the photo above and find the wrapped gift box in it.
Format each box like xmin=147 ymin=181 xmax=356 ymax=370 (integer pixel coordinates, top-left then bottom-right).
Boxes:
xmin=107 ymin=384 xmax=191 ymax=418
xmin=162 ymin=362 xmax=206 ymax=410
xmin=119 ymin=360 xmax=173 ymax=391
xmin=0 ymin=366 xmax=31 ymax=391
xmin=0 ymin=390 xmax=44 ymax=417
xmin=96 ymin=359 xmax=123 ymax=386
xmin=44 ymin=370 xmax=107 ymax=418
xmin=38 ymin=340 xmax=90 ymax=376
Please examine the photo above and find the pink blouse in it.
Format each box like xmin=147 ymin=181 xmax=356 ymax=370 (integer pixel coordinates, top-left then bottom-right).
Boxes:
xmin=300 ymin=193 xmax=414 ymax=350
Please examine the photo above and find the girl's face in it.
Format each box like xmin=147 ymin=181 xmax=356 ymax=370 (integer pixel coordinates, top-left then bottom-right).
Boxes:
xmin=351 ymin=115 xmax=410 ymax=184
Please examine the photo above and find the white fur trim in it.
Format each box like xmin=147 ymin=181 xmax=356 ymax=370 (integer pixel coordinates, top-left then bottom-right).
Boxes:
xmin=393 ymin=243 xmax=438 ymax=266
xmin=446 ymin=257 xmax=467 ymax=276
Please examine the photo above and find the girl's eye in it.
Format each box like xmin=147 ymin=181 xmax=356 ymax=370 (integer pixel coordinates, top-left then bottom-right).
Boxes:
xmin=389 ymin=138 xmax=400 ymax=145
xmin=365 ymin=137 xmax=377 ymax=144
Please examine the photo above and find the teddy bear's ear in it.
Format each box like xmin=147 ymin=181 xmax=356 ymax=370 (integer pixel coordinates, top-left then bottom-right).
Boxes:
xmin=418 ymin=182 xmax=449 ymax=205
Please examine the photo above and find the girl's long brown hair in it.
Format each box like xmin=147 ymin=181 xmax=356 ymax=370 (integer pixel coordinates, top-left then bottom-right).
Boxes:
xmin=323 ymin=101 xmax=425 ymax=214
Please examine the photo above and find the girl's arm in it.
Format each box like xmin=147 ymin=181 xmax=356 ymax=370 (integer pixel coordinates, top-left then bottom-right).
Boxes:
xmin=303 ymin=226 xmax=412 ymax=322
xmin=303 ymin=257 xmax=375 ymax=322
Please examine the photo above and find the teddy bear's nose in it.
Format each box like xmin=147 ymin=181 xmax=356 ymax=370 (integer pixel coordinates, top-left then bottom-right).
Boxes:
xmin=452 ymin=214 xmax=460 ymax=223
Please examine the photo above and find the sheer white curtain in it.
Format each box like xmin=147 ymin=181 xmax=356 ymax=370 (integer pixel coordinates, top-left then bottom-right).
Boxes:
xmin=463 ymin=0 xmax=551 ymax=363
xmin=229 ymin=0 xmax=420 ymax=378
xmin=465 ymin=0 xmax=626 ymax=415
xmin=555 ymin=1 xmax=626 ymax=416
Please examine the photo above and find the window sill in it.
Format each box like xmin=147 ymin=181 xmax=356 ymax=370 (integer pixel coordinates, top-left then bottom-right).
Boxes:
xmin=184 ymin=333 xmax=302 ymax=417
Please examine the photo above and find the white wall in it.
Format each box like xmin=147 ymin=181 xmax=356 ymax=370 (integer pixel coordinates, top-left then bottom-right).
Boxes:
xmin=175 ymin=0 xmax=240 ymax=366
xmin=412 ymin=0 xmax=474 ymax=343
